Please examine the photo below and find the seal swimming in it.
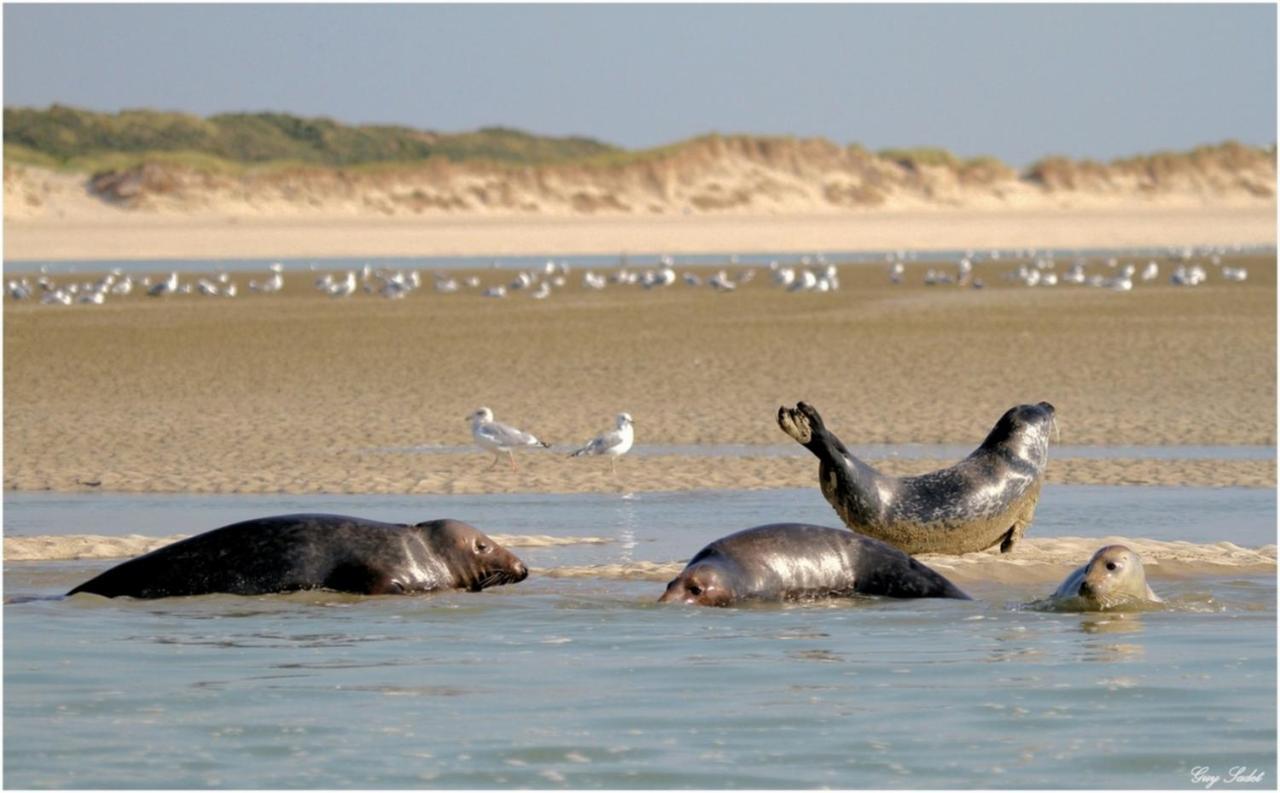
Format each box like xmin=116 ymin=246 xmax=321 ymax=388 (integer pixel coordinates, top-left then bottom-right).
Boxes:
xmin=66 ymin=514 xmax=529 ymax=598
xmin=777 ymin=401 xmax=1056 ymax=555
xmin=658 ymin=523 xmax=970 ymax=606
xmin=1044 ymin=544 xmax=1162 ymax=610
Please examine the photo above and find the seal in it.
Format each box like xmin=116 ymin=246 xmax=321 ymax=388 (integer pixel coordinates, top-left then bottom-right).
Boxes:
xmin=1046 ymin=544 xmax=1162 ymax=610
xmin=658 ymin=523 xmax=970 ymax=606
xmin=66 ymin=513 xmax=529 ymax=599
xmin=777 ymin=401 xmax=1056 ymax=555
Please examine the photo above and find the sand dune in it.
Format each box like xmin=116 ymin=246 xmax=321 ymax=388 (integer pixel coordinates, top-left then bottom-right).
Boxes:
xmin=4 ymin=136 xmax=1275 ymax=260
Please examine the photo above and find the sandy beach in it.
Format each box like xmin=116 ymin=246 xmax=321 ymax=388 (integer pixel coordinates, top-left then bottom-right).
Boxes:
xmin=4 ymin=247 xmax=1274 ymax=497
xmin=4 ymin=206 xmax=1276 ymax=262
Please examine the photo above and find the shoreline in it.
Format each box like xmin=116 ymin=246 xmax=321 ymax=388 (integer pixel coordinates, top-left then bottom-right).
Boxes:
xmin=4 ymin=453 xmax=1274 ymax=496
xmin=5 ymin=205 xmax=1276 ymax=262
xmin=7 ymin=532 xmax=1275 ymax=574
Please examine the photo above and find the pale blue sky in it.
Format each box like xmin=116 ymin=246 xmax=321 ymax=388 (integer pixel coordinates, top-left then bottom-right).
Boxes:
xmin=4 ymin=3 xmax=1275 ymax=165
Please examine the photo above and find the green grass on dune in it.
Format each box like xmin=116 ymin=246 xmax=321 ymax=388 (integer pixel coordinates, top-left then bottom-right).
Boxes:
xmin=4 ymin=105 xmax=1273 ymax=183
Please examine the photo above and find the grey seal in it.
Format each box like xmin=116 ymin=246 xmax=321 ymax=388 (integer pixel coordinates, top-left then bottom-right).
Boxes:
xmin=67 ymin=514 xmax=529 ymax=598
xmin=777 ymin=401 xmax=1056 ymax=555
xmin=1045 ymin=544 xmax=1162 ymax=610
xmin=658 ymin=522 xmax=970 ymax=606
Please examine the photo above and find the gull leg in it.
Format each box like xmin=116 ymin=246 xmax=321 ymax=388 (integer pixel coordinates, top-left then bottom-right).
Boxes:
xmin=508 ymin=451 xmax=519 ymax=472
xmin=610 ymin=456 xmax=617 ymax=475
xmin=487 ymin=453 xmax=500 ymax=471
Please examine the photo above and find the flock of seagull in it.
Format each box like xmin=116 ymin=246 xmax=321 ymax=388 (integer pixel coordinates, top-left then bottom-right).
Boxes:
xmin=6 ymin=245 xmax=1256 ymax=307
xmin=902 ymin=250 xmax=1250 ymax=292
xmin=469 ymin=407 xmax=635 ymax=473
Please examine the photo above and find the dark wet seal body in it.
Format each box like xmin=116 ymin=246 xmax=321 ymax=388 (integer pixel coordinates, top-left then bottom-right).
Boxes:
xmin=777 ymin=401 xmax=1056 ymax=555
xmin=658 ymin=523 xmax=970 ymax=606
xmin=1046 ymin=544 xmax=1162 ymax=610
xmin=66 ymin=514 xmax=528 ymax=598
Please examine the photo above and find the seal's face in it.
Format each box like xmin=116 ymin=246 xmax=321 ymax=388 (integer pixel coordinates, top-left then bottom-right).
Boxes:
xmin=1078 ymin=544 xmax=1147 ymax=604
xmin=424 ymin=519 xmax=528 ymax=592
xmin=658 ymin=562 xmax=734 ymax=607
xmin=987 ymin=401 xmax=1056 ymax=467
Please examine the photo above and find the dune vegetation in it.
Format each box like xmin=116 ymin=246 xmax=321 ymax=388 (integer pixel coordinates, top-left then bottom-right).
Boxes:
xmin=3 ymin=104 xmax=1275 ymax=217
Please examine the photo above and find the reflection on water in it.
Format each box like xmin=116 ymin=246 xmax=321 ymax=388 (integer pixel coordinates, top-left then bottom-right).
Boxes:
xmin=371 ymin=441 xmax=1278 ymax=461
xmin=17 ymin=245 xmax=1273 ymax=275
xmin=613 ymin=495 xmax=638 ymax=563
xmin=1078 ymin=613 xmax=1147 ymax=637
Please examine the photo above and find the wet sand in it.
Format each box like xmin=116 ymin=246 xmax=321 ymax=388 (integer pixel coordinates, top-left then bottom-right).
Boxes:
xmin=9 ymin=533 xmax=1274 ymax=586
xmin=4 ymin=254 xmax=1275 ymax=497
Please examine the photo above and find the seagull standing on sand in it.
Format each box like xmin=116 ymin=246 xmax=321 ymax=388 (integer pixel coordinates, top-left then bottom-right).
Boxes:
xmin=468 ymin=407 xmax=551 ymax=471
xmin=569 ymin=413 xmax=635 ymax=473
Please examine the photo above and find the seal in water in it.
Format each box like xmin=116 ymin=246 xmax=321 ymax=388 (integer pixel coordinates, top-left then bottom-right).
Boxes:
xmin=1046 ymin=544 xmax=1162 ymax=609
xmin=777 ymin=401 xmax=1056 ymax=555
xmin=66 ymin=514 xmax=529 ymax=598
xmin=658 ymin=523 xmax=970 ymax=606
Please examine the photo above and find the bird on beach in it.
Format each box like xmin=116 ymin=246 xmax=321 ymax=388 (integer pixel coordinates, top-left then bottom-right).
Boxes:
xmin=569 ymin=413 xmax=635 ymax=473
xmin=468 ymin=407 xmax=551 ymax=472
xmin=147 ymin=272 xmax=179 ymax=297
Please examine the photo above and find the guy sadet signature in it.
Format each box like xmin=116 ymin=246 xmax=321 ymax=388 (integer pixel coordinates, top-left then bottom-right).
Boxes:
xmin=1190 ymin=767 xmax=1267 ymax=789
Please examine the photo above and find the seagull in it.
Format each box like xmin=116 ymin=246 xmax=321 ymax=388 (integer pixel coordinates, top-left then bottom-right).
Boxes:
xmin=328 ymin=271 xmax=358 ymax=298
xmin=569 ymin=413 xmax=635 ymax=473
xmin=147 ymin=271 xmax=179 ymax=297
xmin=468 ymin=407 xmax=550 ymax=471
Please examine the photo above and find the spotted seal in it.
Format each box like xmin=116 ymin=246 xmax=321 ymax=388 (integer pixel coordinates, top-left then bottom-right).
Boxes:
xmin=777 ymin=401 xmax=1056 ymax=555
xmin=658 ymin=522 xmax=970 ymax=606
xmin=1045 ymin=544 xmax=1162 ymax=609
xmin=66 ymin=514 xmax=528 ymax=598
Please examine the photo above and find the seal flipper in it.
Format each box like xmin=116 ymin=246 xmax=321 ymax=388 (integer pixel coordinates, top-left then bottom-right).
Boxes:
xmin=998 ymin=521 xmax=1027 ymax=553
xmin=779 ymin=402 xmax=886 ymax=526
xmin=323 ymin=561 xmax=393 ymax=594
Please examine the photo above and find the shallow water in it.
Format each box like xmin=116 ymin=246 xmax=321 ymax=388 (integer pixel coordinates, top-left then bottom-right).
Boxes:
xmin=8 ymin=244 xmax=1274 ymax=275
xmin=5 ymin=486 xmax=1276 ymax=788
xmin=374 ymin=442 xmax=1278 ymax=461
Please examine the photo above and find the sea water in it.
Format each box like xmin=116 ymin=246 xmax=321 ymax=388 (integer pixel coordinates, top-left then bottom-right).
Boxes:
xmin=4 ymin=486 xmax=1276 ymax=788
xmin=7 ymin=243 xmax=1276 ymax=276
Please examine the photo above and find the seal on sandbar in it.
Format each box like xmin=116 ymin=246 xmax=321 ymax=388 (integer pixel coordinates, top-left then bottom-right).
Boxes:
xmin=777 ymin=401 xmax=1056 ymax=555
xmin=66 ymin=514 xmax=529 ymax=599
xmin=658 ymin=523 xmax=970 ymax=606
xmin=1045 ymin=544 xmax=1162 ymax=610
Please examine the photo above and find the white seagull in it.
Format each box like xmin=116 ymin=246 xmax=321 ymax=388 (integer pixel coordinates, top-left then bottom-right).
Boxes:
xmin=468 ymin=407 xmax=550 ymax=471
xmin=569 ymin=413 xmax=635 ymax=473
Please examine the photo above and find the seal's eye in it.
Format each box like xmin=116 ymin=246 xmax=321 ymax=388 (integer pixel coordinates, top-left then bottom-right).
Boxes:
xmin=687 ymin=584 xmax=703 ymax=596
xmin=474 ymin=540 xmax=490 ymax=554
xmin=1105 ymin=561 xmax=1117 ymax=571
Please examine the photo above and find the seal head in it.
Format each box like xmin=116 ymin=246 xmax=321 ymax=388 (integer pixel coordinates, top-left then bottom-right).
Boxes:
xmin=658 ymin=559 xmax=737 ymax=607
xmin=422 ymin=518 xmax=529 ymax=592
xmin=1049 ymin=544 xmax=1162 ymax=610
